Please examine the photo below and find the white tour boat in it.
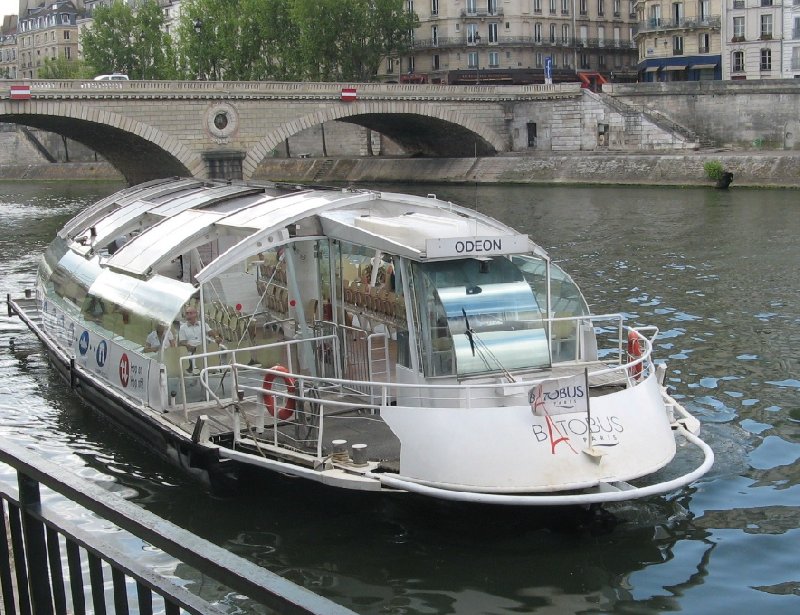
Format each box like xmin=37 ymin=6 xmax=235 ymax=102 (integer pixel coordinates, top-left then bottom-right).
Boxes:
xmin=8 ymin=177 xmax=713 ymax=506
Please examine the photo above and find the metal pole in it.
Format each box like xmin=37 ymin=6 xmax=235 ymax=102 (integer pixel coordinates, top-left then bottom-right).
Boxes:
xmin=18 ymin=473 xmax=54 ymax=615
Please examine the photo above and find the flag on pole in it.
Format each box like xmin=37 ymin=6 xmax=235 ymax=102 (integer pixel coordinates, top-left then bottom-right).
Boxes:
xmin=10 ymin=85 xmax=32 ymax=100
xmin=340 ymin=87 xmax=357 ymax=102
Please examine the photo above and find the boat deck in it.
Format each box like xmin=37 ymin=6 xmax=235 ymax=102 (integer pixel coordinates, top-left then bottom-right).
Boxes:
xmin=160 ymin=360 xmax=626 ymax=464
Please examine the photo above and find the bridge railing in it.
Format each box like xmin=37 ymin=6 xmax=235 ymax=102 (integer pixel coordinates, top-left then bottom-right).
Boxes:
xmin=0 ymin=439 xmax=355 ymax=615
xmin=2 ymin=79 xmax=582 ymax=98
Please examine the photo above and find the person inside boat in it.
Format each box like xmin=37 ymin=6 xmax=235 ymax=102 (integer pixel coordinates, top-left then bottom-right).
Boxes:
xmin=178 ymin=306 xmax=221 ymax=353
xmin=144 ymin=323 xmax=175 ymax=353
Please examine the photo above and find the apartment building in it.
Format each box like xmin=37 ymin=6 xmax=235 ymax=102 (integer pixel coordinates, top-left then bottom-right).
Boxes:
xmin=724 ymin=0 xmax=788 ymax=79
xmin=17 ymin=1 xmax=80 ymax=78
xmin=784 ymin=0 xmax=800 ymax=77
xmin=1 ymin=15 xmax=18 ymax=79
xmin=380 ymin=0 xmax=640 ymax=86
xmin=633 ymin=0 xmax=722 ymax=81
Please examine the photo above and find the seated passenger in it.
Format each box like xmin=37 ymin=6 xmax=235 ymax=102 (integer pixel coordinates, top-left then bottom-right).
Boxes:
xmin=178 ymin=306 xmax=221 ymax=353
xmin=144 ymin=323 xmax=175 ymax=353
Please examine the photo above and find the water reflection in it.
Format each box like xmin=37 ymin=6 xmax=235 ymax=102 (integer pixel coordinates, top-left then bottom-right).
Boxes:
xmin=2 ymin=181 xmax=799 ymax=613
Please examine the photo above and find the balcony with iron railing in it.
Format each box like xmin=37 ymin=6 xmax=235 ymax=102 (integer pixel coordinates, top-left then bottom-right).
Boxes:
xmin=460 ymin=8 xmax=504 ymax=17
xmin=411 ymin=36 xmax=636 ymax=51
xmin=635 ymin=15 xmax=721 ymax=35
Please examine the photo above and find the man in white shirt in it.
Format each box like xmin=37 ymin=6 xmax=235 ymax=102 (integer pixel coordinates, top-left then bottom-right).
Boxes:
xmin=144 ymin=323 xmax=175 ymax=352
xmin=178 ymin=307 xmax=220 ymax=353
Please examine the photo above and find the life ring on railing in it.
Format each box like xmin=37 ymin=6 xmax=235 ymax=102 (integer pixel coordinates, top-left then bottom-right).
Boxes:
xmin=626 ymin=330 xmax=643 ymax=380
xmin=262 ymin=365 xmax=296 ymax=420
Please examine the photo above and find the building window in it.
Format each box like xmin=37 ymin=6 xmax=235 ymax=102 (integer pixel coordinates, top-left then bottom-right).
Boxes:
xmin=408 ymin=56 xmax=415 ymax=72
xmin=761 ymin=15 xmax=773 ymax=39
xmin=488 ymin=51 xmax=499 ymax=67
xmin=761 ymin=48 xmax=772 ymax=70
xmin=549 ymin=24 xmax=556 ymax=43
xmin=534 ymin=0 xmax=542 ymax=13
xmin=598 ymin=0 xmax=605 ymax=16
xmin=468 ymin=23 xmax=479 ymax=43
xmin=580 ymin=52 xmax=590 ymax=68
xmin=468 ymin=51 xmax=478 ymax=68
xmin=536 ymin=52 xmax=543 ymax=67
xmin=673 ymin=35 xmax=683 ymax=55
xmin=489 ymin=22 xmax=498 ymax=43
xmin=467 ymin=0 xmax=477 ymax=14
xmin=65 ymin=47 xmax=71 ymax=59
xmin=699 ymin=0 xmax=710 ymax=21
xmin=562 ymin=24 xmax=569 ymax=43
xmin=672 ymin=2 xmax=684 ymax=23
xmin=699 ymin=33 xmax=709 ymax=54
xmin=563 ymin=53 xmax=570 ymax=67
xmin=613 ymin=0 xmax=620 ymax=16
xmin=549 ymin=0 xmax=556 ymax=14
xmin=431 ymin=0 xmax=439 ymax=15
xmin=534 ymin=23 xmax=542 ymax=42
xmin=527 ymin=122 xmax=537 ymax=147
xmin=732 ymin=50 xmax=744 ymax=72
xmin=387 ymin=58 xmax=394 ymax=73
xmin=64 ymin=30 xmax=70 ymax=40
xmin=598 ymin=26 xmax=605 ymax=46
xmin=733 ymin=17 xmax=745 ymax=41
xmin=432 ymin=54 xmax=440 ymax=70
xmin=580 ymin=0 xmax=587 ymax=14
xmin=599 ymin=54 xmax=606 ymax=68
xmin=562 ymin=0 xmax=569 ymax=14
xmin=432 ymin=25 xmax=438 ymax=45
xmin=488 ymin=0 xmax=498 ymax=14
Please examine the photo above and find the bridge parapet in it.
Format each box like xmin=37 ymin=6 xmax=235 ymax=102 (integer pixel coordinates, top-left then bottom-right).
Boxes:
xmin=3 ymin=79 xmax=582 ymax=101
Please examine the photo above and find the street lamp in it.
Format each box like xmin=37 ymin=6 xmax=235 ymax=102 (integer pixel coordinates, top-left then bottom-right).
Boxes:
xmin=193 ymin=18 xmax=202 ymax=34
xmin=474 ymin=32 xmax=481 ymax=85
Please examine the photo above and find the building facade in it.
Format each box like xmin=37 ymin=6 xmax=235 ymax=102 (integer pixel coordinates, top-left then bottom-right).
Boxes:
xmin=633 ymin=0 xmax=723 ymax=81
xmin=17 ymin=1 xmax=80 ymax=78
xmin=1 ymin=15 xmax=18 ymax=79
xmin=784 ymin=0 xmax=800 ymax=77
xmin=379 ymin=0 xmax=640 ymax=86
xmin=723 ymin=0 xmax=788 ymax=79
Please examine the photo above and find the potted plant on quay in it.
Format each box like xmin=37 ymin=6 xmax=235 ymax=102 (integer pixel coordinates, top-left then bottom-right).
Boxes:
xmin=704 ymin=160 xmax=734 ymax=189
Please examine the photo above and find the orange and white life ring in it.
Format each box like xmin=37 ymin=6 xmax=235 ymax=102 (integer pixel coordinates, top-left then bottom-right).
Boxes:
xmin=262 ymin=365 xmax=296 ymax=420
xmin=626 ymin=330 xmax=643 ymax=380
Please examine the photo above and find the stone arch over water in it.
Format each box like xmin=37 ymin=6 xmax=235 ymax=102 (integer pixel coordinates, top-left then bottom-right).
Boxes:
xmin=244 ymin=100 xmax=505 ymax=178
xmin=0 ymin=101 xmax=200 ymax=184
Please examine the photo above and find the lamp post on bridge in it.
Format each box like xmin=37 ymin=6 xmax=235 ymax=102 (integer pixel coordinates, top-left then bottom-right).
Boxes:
xmin=474 ymin=32 xmax=481 ymax=85
xmin=193 ymin=18 xmax=216 ymax=80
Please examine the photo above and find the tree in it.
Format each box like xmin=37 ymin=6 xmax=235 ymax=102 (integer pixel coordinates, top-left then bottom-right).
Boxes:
xmin=82 ymin=0 xmax=176 ymax=79
xmin=176 ymin=0 xmax=242 ymax=80
xmin=290 ymin=0 xmax=417 ymax=81
xmin=38 ymin=57 xmax=93 ymax=79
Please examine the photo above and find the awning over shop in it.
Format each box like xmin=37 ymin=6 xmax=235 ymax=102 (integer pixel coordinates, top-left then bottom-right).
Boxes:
xmin=690 ymin=63 xmax=718 ymax=70
xmin=644 ymin=66 xmax=660 ymax=72
xmin=664 ymin=65 xmax=687 ymax=71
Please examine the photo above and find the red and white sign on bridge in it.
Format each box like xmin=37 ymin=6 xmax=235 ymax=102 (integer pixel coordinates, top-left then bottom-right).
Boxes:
xmin=340 ymin=87 xmax=357 ymax=102
xmin=10 ymin=85 xmax=32 ymax=100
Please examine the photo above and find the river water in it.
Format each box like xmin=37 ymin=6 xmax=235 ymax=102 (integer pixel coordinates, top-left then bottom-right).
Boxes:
xmin=1 ymin=180 xmax=798 ymax=614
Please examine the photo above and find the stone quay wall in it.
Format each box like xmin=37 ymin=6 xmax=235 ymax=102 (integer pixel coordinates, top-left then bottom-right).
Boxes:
xmin=606 ymin=80 xmax=800 ymax=151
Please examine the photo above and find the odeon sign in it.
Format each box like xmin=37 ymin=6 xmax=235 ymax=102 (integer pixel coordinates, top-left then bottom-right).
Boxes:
xmin=426 ymin=234 xmax=529 ymax=258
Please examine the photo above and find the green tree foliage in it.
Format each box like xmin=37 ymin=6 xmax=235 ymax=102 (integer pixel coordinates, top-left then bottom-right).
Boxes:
xmin=176 ymin=0 xmax=416 ymax=81
xmin=38 ymin=57 xmax=94 ymax=79
xmin=82 ymin=0 xmax=176 ymax=79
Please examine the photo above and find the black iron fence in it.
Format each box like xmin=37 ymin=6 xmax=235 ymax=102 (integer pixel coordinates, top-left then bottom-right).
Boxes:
xmin=0 ymin=440 xmax=355 ymax=615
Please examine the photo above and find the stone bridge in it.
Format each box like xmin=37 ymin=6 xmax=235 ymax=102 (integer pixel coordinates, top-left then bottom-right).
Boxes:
xmin=0 ymin=80 xmax=693 ymax=184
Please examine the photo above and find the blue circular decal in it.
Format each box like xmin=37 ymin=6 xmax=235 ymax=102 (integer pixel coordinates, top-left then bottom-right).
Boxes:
xmin=95 ymin=340 xmax=108 ymax=367
xmin=78 ymin=331 xmax=90 ymax=356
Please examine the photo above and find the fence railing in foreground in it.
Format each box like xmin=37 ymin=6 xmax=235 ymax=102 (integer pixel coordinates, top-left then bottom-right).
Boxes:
xmin=0 ymin=440 xmax=355 ymax=615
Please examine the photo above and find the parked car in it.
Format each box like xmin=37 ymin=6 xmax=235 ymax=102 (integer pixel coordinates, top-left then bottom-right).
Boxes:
xmin=93 ymin=74 xmax=129 ymax=81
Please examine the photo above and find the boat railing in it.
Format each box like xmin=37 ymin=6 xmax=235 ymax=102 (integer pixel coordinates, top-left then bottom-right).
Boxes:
xmin=180 ymin=318 xmax=657 ymax=443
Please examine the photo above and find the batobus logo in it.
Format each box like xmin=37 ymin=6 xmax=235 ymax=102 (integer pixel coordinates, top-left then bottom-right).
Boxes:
xmin=95 ymin=340 xmax=108 ymax=368
xmin=78 ymin=331 xmax=90 ymax=356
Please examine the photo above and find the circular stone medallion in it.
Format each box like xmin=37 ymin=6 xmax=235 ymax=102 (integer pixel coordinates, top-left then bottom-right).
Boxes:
xmin=206 ymin=102 xmax=238 ymax=142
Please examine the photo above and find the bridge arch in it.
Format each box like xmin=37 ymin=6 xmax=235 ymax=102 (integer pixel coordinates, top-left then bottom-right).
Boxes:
xmin=0 ymin=101 xmax=202 ymax=184
xmin=244 ymin=100 xmax=507 ymax=178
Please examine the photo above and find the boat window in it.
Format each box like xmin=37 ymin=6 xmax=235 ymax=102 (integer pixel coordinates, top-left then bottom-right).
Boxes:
xmin=512 ymin=255 xmax=592 ymax=363
xmin=412 ymin=257 xmax=550 ymax=378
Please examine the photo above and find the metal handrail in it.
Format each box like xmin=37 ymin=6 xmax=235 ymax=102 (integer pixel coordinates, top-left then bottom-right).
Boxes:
xmin=0 ymin=440 xmax=355 ymax=615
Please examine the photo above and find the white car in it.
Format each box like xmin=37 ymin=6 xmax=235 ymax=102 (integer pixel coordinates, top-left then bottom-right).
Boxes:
xmin=93 ymin=73 xmax=129 ymax=81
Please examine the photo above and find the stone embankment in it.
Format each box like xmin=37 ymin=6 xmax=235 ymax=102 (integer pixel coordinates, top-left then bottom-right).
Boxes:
xmin=253 ymin=151 xmax=800 ymax=188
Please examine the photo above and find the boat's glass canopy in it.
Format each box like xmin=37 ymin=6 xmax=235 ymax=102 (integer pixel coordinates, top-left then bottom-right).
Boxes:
xmin=412 ymin=256 xmax=550 ymax=378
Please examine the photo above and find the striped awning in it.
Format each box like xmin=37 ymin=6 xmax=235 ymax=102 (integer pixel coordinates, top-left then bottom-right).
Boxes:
xmin=691 ymin=63 xmax=718 ymax=70
xmin=644 ymin=66 xmax=660 ymax=72
xmin=664 ymin=65 xmax=687 ymax=71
